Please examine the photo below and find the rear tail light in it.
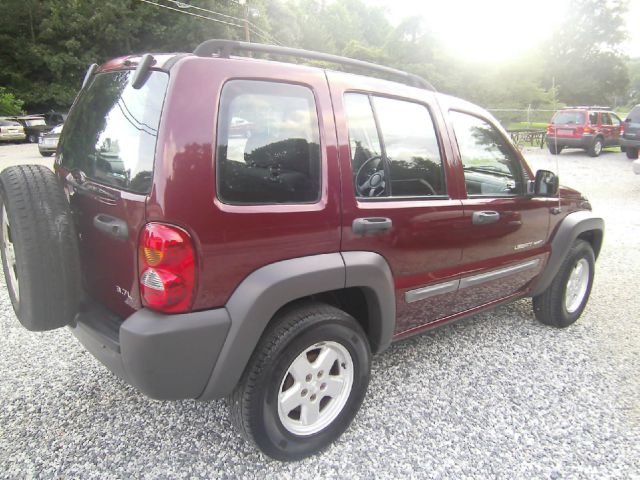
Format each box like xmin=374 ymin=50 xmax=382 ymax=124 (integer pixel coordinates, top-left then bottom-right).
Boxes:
xmin=582 ymin=126 xmax=593 ymax=134
xmin=138 ymin=223 xmax=196 ymax=313
xmin=546 ymin=124 xmax=553 ymax=133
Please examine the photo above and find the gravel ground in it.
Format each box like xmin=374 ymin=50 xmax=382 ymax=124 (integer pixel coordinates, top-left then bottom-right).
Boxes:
xmin=0 ymin=144 xmax=639 ymax=478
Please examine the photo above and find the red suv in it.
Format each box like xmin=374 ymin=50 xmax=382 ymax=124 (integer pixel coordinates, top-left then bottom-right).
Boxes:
xmin=0 ymin=40 xmax=604 ymax=461
xmin=546 ymin=107 xmax=623 ymax=156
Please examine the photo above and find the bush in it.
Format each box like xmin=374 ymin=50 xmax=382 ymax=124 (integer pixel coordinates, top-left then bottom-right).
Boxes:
xmin=0 ymin=88 xmax=24 ymax=116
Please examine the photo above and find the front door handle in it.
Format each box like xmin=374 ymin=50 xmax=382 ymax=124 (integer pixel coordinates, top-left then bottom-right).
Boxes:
xmin=472 ymin=210 xmax=500 ymax=225
xmin=352 ymin=217 xmax=393 ymax=235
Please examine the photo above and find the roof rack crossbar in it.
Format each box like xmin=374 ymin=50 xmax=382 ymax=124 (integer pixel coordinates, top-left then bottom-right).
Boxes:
xmin=193 ymin=39 xmax=434 ymax=91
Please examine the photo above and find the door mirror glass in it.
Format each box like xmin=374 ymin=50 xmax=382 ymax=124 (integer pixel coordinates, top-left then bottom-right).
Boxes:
xmin=534 ymin=169 xmax=558 ymax=196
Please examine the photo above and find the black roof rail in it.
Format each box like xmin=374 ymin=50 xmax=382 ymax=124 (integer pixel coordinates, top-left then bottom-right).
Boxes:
xmin=193 ymin=39 xmax=435 ymax=91
xmin=566 ymin=105 xmax=612 ymax=110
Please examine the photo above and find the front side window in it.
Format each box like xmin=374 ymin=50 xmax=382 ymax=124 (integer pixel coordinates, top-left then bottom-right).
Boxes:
xmin=450 ymin=111 xmax=524 ymax=197
xmin=589 ymin=112 xmax=598 ymax=125
xmin=344 ymin=93 xmax=445 ymax=198
xmin=217 ymin=81 xmax=321 ymax=204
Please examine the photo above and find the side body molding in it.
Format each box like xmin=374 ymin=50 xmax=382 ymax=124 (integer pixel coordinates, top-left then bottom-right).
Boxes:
xmin=198 ymin=251 xmax=397 ymax=400
xmin=529 ymin=210 xmax=604 ymax=297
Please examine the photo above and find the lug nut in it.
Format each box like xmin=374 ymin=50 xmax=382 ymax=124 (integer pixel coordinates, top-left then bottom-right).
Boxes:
xmin=305 ymin=374 xmax=312 ymax=382
xmin=320 ymin=383 xmax=327 ymax=390
xmin=301 ymin=388 xmax=308 ymax=397
xmin=310 ymin=394 xmax=317 ymax=402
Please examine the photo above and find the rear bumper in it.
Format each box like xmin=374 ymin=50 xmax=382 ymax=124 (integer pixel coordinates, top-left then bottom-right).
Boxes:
xmin=70 ymin=303 xmax=230 ymax=400
xmin=621 ymin=137 xmax=640 ymax=149
xmin=546 ymin=135 xmax=593 ymax=149
xmin=0 ymin=133 xmax=26 ymax=142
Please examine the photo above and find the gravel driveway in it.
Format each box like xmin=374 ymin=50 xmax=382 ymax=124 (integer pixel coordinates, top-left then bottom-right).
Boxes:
xmin=0 ymin=144 xmax=638 ymax=478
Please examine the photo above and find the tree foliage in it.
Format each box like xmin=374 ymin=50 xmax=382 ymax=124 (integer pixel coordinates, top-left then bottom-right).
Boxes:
xmin=0 ymin=0 xmax=633 ymax=114
xmin=544 ymin=0 xmax=629 ymax=105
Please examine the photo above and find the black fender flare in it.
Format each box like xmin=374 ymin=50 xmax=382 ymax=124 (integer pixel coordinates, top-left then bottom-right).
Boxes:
xmin=530 ymin=211 xmax=604 ymax=297
xmin=198 ymin=252 xmax=396 ymax=400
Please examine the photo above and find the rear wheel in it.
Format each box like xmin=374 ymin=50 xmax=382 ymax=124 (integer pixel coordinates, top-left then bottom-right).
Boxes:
xmin=228 ymin=302 xmax=371 ymax=461
xmin=547 ymin=143 xmax=562 ymax=155
xmin=533 ymin=240 xmax=595 ymax=328
xmin=626 ymin=147 xmax=639 ymax=160
xmin=588 ymin=137 xmax=603 ymax=157
xmin=0 ymin=165 xmax=81 ymax=331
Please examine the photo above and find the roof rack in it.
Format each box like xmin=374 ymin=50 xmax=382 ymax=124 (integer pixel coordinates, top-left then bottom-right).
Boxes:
xmin=566 ymin=106 xmax=612 ymax=110
xmin=193 ymin=39 xmax=435 ymax=91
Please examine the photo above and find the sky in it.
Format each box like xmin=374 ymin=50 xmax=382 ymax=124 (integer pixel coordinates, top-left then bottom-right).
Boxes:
xmin=368 ymin=0 xmax=640 ymax=62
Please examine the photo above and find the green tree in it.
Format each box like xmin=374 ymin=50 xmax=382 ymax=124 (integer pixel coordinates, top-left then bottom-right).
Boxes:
xmin=544 ymin=0 xmax=629 ymax=106
xmin=0 ymin=88 xmax=24 ymax=116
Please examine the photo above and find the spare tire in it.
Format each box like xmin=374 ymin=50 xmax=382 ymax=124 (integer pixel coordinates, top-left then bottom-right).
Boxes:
xmin=0 ymin=165 xmax=81 ymax=331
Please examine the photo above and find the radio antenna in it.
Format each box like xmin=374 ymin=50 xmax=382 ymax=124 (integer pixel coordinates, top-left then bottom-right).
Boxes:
xmin=552 ymin=76 xmax=562 ymax=213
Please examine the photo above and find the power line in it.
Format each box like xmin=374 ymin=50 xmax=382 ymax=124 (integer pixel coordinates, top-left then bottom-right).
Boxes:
xmin=137 ymin=0 xmax=278 ymax=45
xmin=136 ymin=0 xmax=244 ymax=29
xmin=164 ymin=0 xmax=282 ymax=45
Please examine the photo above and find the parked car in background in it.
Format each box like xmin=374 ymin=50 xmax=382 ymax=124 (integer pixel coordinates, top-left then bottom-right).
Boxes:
xmin=38 ymin=124 xmax=63 ymax=156
xmin=0 ymin=118 xmax=26 ymax=142
xmin=621 ymin=104 xmax=640 ymax=159
xmin=546 ymin=107 xmax=623 ymax=157
xmin=13 ymin=115 xmax=54 ymax=143
xmin=42 ymin=111 xmax=67 ymax=126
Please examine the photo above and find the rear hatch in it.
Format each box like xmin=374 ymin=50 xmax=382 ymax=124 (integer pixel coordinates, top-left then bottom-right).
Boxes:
xmin=56 ymin=69 xmax=168 ymax=318
xmin=0 ymin=120 xmax=24 ymax=139
xmin=549 ymin=110 xmax=587 ymax=138
xmin=624 ymin=106 xmax=640 ymax=141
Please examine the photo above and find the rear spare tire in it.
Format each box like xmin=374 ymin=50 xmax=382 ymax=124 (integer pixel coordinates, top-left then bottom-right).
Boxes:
xmin=0 ymin=165 xmax=81 ymax=331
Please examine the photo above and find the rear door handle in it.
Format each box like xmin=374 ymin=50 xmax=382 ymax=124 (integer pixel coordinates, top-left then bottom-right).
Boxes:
xmin=472 ymin=210 xmax=500 ymax=225
xmin=352 ymin=217 xmax=392 ymax=235
xmin=93 ymin=214 xmax=128 ymax=241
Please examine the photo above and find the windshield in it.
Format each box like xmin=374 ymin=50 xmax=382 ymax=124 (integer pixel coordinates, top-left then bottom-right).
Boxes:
xmin=59 ymin=70 xmax=168 ymax=194
xmin=552 ymin=111 xmax=585 ymax=125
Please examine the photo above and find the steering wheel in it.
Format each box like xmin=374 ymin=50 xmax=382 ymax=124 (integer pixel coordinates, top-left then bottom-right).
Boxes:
xmin=355 ymin=156 xmax=387 ymax=197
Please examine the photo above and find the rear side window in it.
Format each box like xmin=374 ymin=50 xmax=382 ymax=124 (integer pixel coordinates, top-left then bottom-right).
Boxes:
xmin=344 ymin=93 xmax=445 ymax=198
xmin=59 ymin=71 xmax=168 ymax=194
xmin=216 ymin=80 xmax=321 ymax=205
xmin=601 ymin=113 xmax=612 ymax=125
xmin=552 ymin=111 xmax=585 ymax=125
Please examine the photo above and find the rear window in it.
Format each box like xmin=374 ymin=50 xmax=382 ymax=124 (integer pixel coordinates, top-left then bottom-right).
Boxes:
xmin=627 ymin=106 xmax=640 ymax=123
xmin=0 ymin=120 xmax=20 ymax=126
xmin=58 ymin=70 xmax=168 ymax=194
xmin=552 ymin=111 xmax=585 ymax=125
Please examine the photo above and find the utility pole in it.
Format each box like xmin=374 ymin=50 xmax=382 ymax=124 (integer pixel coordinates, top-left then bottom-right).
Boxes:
xmin=239 ymin=0 xmax=250 ymax=42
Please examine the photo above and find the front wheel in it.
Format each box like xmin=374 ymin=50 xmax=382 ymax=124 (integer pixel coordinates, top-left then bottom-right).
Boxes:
xmin=533 ymin=240 xmax=595 ymax=327
xmin=228 ymin=302 xmax=371 ymax=461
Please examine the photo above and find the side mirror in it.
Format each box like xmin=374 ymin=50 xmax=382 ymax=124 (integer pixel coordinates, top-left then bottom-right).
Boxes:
xmin=533 ymin=169 xmax=559 ymax=196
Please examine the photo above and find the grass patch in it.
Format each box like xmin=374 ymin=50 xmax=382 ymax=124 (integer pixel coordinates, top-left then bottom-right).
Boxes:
xmin=507 ymin=121 xmax=548 ymax=130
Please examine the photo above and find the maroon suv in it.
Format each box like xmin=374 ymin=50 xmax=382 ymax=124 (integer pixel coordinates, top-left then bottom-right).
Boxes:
xmin=0 ymin=40 xmax=604 ymax=461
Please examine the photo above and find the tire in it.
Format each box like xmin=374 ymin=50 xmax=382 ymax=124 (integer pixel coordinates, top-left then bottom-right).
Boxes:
xmin=626 ymin=147 xmax=639 ymax=160
xmin=228 ymin=302 xmax=371 ymax=461
xmin=588 ymin=137 xmax=603 ymax=157
xmin=39 ymin=151 xmax=53 ymax=157
xmin=547 ymin=143 xmax=562 ymax=155
xmin=0 ymin=165 xmax=81 ymax=331
xmin=533 ymin=240 xmax=595 ymax=328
